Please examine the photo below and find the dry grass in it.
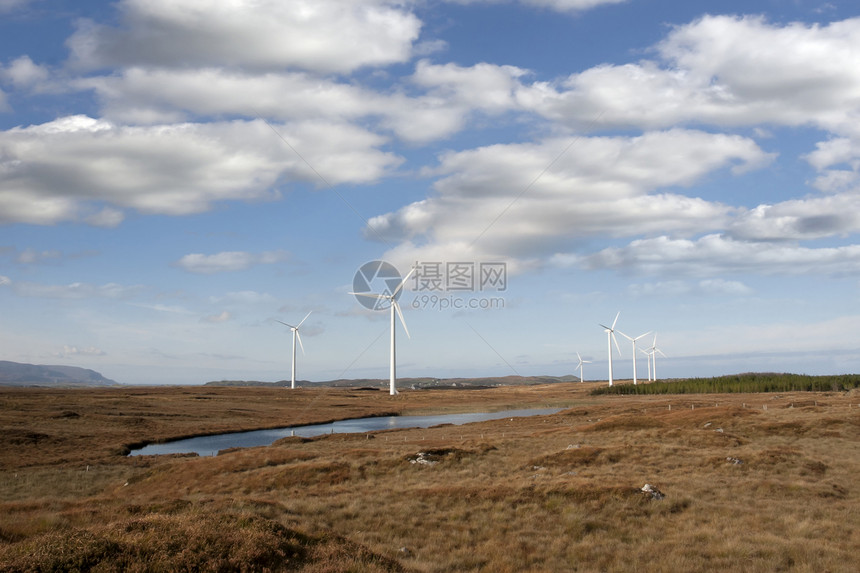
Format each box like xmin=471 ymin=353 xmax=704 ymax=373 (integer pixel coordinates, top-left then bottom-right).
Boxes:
xmin=1 ymin=384 xmax=859 ymax=571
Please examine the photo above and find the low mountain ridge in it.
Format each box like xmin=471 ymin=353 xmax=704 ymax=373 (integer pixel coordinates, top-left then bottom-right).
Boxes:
xmin=0 ymin=361 xmax=118 ymax=387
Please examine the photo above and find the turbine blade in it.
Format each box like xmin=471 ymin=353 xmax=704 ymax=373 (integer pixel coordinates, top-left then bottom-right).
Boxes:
xmin=393 ymin=300 xmax=410 ymax=339
xmin=617 ymin=330 xmax=633 ymax=341
xmin=297 ymin=311 xmax=312 ymax=328
xmin=392 ymin=267 xmax=416 ymax=298
xmin=296 ymin=331 xmax=305 ymax=355
xmin=611 ymin=311 xmax=620 ymax=329
xmin=349 ymin=291 xmax=387 ymax=299
xmin=611 ymin=332 xmax=622 ymax=356
xmin=634 ymin=331 xmax=652 ymax=341
xmin=598 ymin=323 xmax=610 ymax=330
xmin=275 ymin=319 xmax=297 ymax=329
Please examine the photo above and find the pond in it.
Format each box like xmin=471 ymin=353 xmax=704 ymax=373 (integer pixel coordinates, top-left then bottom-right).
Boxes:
xmin=128 ymin=407 xmax=563 ymax=457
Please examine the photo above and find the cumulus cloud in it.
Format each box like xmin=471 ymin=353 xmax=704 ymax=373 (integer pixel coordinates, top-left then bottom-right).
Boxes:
xmin=67 ymin=0 xmax=421 ymax=73
xmin=0 ymin=115 xmax=401 ymax=225
xmin=0 ymin=55 xmax=50 ymax=89
xmin=445 ymin=0 xmax=626 ymax=12
xmin=368 ymin=129 xmax=771 ymax=266
xmin=520 ymin=15 xmax=860 ymax=135
xmin=580 ymin=234 xmax=860 ymax=277
xmin=729 ymin=191 xmax=860 ymax=241
xmin=173 ymin=251 xmax=289 ymax=274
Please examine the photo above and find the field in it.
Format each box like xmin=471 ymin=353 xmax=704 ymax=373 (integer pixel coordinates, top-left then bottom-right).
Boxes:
xmin=1 ymin=382 xmax=859 ymax=571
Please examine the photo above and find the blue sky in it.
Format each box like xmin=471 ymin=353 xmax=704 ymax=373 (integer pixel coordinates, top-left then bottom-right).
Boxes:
xmin=2 ymin=0 xmax=860 ymax=385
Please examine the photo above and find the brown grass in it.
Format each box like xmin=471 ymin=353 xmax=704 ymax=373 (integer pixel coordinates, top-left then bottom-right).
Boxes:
xmin=1 ymin=384 xmax=859 ymax=571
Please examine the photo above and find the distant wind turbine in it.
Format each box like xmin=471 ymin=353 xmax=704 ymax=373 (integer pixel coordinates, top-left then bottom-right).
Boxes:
xmin=646 ymin=334 xmax=667 ymax=381
xmin=575 ymin=352 xmax=592 ymax=383
xmin=599 ymin=312 xmax=622 ymax=386
xmin=350 ymin=268 xmax=414 ymax=396
xmin=618 ymin=330 xmax=651 ymax=385
xmin=276 ymin=312 xmax=312 ymax=389
xmin=640 ymin=347 xmax=653 ymax=381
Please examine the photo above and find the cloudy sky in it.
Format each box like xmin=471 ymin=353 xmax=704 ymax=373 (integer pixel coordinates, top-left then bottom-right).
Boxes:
xmin=2 ymin=0 xmax=860 ymax=385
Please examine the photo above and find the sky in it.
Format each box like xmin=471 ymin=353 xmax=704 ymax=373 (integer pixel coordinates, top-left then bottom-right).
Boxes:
xmin=2 ymin=0 xmax=860 ymax=385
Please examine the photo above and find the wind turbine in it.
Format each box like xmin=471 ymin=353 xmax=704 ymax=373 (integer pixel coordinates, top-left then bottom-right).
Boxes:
xmin=646 ymin=334 xmax=667 ymax=381
xmin=598 ymin=312 xmax=622 ymax=386
xmin=276 ymin=312 xmax=311 ymax=389
xmin=350 ymin=268 xmax=414 ymax=396
xmin=618 ymin=330 xmax=651 ymax=385
xmin=575 ymin=352 xmax=592 ymax=383
xmin=640 ymin=347 xmax=653 ymax=381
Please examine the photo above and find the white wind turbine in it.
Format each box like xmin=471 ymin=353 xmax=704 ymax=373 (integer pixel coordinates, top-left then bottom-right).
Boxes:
xmin=640 ymin=347 xmax=653 ymax=381
xmin=575 ymin=352 xmax=592 ymax=383
xmin=350 ymin=268 xmax=414 ymax=396
xmin=646 ymin=333 xmax=667 ymax=381
xmin=598 ymin=312 xmax=622 ymax=386
xmin=276 ymin=312 xmax=311 ymax=389
xmin=618 ymin=330 xmax=651 ymax=385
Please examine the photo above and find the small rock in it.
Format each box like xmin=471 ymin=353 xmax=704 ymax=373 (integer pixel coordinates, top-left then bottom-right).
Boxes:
xmin=703 ymin=422 xmax=712 ymax=428
xmin=726 ymin=457 xmax=743 ymax=465
xmin=566 ymin=444 xmax=580 ymax=449
xmin=715 ymin=428 xmax=724 ymax=433
xmin=641 ymin=483 xmax=665 ymax=500
xmin=399 ymin=547 xmax=411 ymax=556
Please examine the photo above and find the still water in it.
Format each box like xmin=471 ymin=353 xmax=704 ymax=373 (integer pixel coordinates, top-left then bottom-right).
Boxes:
xmin=129 ymin=407 xmax=562 ymax=457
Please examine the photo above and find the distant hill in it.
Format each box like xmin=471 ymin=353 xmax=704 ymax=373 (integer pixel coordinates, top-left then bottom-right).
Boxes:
xmin=206 ymin=374 xmax=577 ymax=389
xmin=0 ymin=361 xmax=118 ymax=387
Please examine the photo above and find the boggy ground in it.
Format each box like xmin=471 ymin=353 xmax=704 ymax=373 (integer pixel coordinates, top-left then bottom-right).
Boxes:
xmin=1 ymin=383 xmax=859 ymax=571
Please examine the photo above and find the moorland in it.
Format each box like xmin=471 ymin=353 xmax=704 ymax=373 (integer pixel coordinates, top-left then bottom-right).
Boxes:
xmin=1 ymin=380 xmax=859 ymax=571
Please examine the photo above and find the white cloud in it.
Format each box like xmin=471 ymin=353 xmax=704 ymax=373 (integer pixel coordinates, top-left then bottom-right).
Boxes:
xmin=627 ymin=278 xmax=753 ymax=297
xmin=523 ymin=15 xmax=860 ymax=132
xmin=0 ymin=0 xmax=31 ymax=13
xmin=444 ymin=0 xmax=626 ymax=13
xmin=369 ymin=129 xmax=771 ymax=266
xmin=15 ymin=248 xmax=62 ymax=264
xmin=202 ymin=310 xmax=232 ymax=323
xmin=174 ymin=251 xmax=289 ymax=274
xmin=581 ymin=234 xmax=860 ymax=277
xmin=67 ymin=0 xmax=421 ymax=74
xmin=1 ymin=55 xmax=50 ymax=89
xmin=0 ymin=115 xmax=402 ymax=225
xmin=411 ymin=60 xmax=529 ymax=114
xmin=56 ymin=345 xmax=107 ymax=357
xmin=729 ymin=191 xmax=860 ymax=241
xmin=209 ymin=291 xmax=279 ymax=305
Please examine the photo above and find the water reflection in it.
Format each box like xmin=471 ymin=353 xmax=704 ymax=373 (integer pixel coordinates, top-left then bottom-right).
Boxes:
xmin=129 ymin=407 xmax=562 ymax=457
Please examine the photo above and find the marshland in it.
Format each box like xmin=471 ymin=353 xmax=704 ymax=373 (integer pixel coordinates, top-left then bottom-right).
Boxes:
xmin=1 ymin=380 xmax=859 ymax=571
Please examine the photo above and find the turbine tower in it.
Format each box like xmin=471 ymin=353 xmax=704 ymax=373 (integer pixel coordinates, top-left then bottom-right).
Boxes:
xmin=276 ymin=312 xmax=311 ymax=389
xmin=599 ymin=312 xmax=622 ymax=386
xmin=575 ymin=352 xmax=592 ymax=383
xmin=618 ymin=330 xmax=651 ymax=385
xmin=351 ymin=268 xmax=414 ymax=395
